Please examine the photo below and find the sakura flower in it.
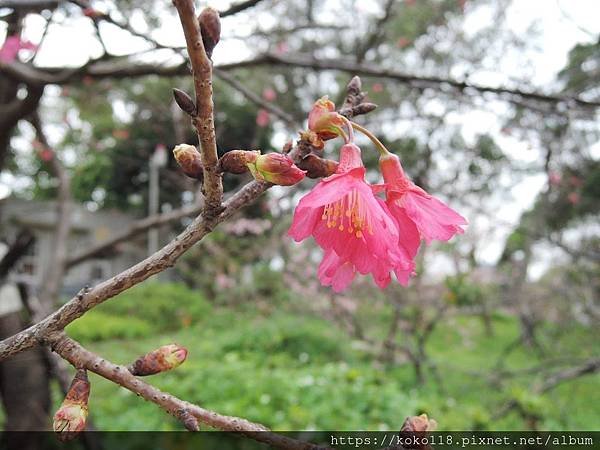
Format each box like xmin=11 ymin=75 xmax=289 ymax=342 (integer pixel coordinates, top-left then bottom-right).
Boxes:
xmin=289 ymin=143 xmax=413 ymax=292
xmin=0 ymin=36 xmax=37 ymax=63
xmin=256 ymin=108 xmax=270 ymax=127
xmin=307 ymin=96 xmax=346 ymax=142
xmin=379 ymin=152 xmax=467 ymax=245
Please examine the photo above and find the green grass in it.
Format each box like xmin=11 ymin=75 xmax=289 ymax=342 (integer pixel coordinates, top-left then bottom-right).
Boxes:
xmin=58 ymin=294 xmax=600 ymax=431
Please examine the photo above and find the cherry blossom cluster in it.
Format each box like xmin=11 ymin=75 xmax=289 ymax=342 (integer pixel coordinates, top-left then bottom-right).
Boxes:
xmin=288 ymin=98 xmax=467 ymax=292
xmin=174 ymin=97 xmax=466 ymax=293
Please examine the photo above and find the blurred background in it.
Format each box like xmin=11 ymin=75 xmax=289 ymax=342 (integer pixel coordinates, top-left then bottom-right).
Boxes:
xmin=0 ymin=0 xmax=598 ymax=432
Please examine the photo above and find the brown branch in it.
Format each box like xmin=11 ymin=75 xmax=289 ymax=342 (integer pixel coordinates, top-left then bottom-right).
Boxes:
xmin=51 ymin=333 xmax=322 ymax=449
xmin=220 ymin=53 xmax=600 ymax=110
xmin=4 ymin=53 xmax=599 ymax=110
xmin=0 ymin=71 xmax=373 ymax=360
xmin=0 ymin=179 xmax=268 ymax=361
xmin=173 ymin=0 xmax=223 ymax=215
xmin=0 ymin=77 xmax=374 ymax=444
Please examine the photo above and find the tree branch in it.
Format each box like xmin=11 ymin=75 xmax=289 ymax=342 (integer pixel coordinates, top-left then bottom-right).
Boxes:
xmin=0 ymin=179 xmax=267 ymax=361
xmin=51 ymin=333 xmax=322 ymax=449
xmin=173 ymin=0 xmax=223 ymax=215
xmin=4 ymin=52 xmax=599 ymax=110
xmin=65 ymin=201 xmax=203 ymax=269
xmin=214 ymin=68 xmax=299 ymax=127
xmin=220 ymin=0 xmax=264 ymax=18
xmin=0 ymin=229 xmax=34 ymax=282
xmin=30 ymin=112 xmax=72 ymax=309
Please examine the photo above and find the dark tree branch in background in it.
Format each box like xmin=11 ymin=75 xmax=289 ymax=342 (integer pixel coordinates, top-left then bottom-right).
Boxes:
xmin=235 ymin=53 xmax=600 ymax=110
xmin=0 ymin=230 xmax=34 ymax=282
xmin=214 ymin=68 xmax=299 ymax=127
xmin=30 ymin=112 xmax=72 ymax=311
xmin=220 ymin=0 xmax=264 ymax=18
xmin=0 ymin=0 xmax=59 ymax=8
xmin=3 ymin=52 xmax=599 ymax=111
xmin=65 ymin=201 xmax=203 ymax=269
xmin=355 ymin=0 xmax=396 ymax=64
xmin=492 ymin=357 xmax=600 ymax=420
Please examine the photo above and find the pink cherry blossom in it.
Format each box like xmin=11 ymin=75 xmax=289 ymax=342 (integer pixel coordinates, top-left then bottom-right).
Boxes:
xmin=379 ymin=153 xmax=467 ymax=245
xmin=0 ymin=36 xmax=37 ymax=63
xmin=262 ymin=88 xmax=277 ymax=102
xmin=289 ymin=143 xmax=413 ymax=292
xmin=256 ymin=109 xmax=270 ymax=127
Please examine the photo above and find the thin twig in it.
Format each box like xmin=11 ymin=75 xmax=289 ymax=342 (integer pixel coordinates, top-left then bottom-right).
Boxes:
xmin=214 ymin=68 xmax=299 ymax=127
xmin=51 ymin=333 xmax=324 ymax=449
xmin=173 ymin=0 xmax=223 ymax=215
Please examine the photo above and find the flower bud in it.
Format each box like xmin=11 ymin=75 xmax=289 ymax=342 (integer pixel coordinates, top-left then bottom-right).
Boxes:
xmin=82 ymin=7 xmax=105 ymax=19
xmin=198 ymin=7 xmax=221 ymax=58
xmin=247 ymin=153 xmax=305 ymax=186
xmin=299 ymin=130 xmax=325 ymax=150
xmin=400 ymin=414 xmax=437 ymax=450
xmin=128 ymin=344 xmax=188 ymax=376
xmin=53 ymin=370 xmax=90 ymax=441
xmin=172 ymin=88 xmax=196 ymax=116
xmin=401 ymin=413 xmax=437 ymax=432
xmin=173 ymin=144 xmax=203 ymax=180
xmin=218 ymin=150 xmax=259 ymax=174
xmin=307 ymin=96 xmax=346 ymax=143
xmin=298 ymin=153 xmax=338 ymax=178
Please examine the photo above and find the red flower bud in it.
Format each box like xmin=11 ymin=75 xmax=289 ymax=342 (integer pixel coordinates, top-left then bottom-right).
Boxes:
xmin=401 ymin=413 xmax=437 ymax=432
xmin=173 ymin=144 xmax=203 ymax=180
xmin=247 ymin=153 xmax=305 ymax=186
xmin=218 ymin=150 xmax=259 ymax=174
xmin=298 ymin=153 xmax=339 ymax=178
xmin=53 ymin=370 xmax=90 ymax=441
xmin=198 ymin=7 xmax=220 ymax=58
xmin=307 ymin=96 xmax=345 ymax=142
xmin=128 ymin=344 xmax=188 ymax=376
xmin=82 ymin=7 xmax=105 ymax=19
xmin=400 ymin=414 xmax=437 ymax=450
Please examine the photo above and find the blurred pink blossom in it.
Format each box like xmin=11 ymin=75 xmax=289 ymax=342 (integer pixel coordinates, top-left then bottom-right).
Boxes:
xmin=548 ymin=171 xmax=562 ymax=186
xmin=567 ymin=192 xmax=580 ymax=205
xmin=256 ymin=109 xmax=270 ymax=127
xmin=262 ymin=88 xmax=277 ymax=102
xmin=0 ymin=36 xmax=37 ymax=63
xmin=275 ymin=41 xmax=289 ymax=55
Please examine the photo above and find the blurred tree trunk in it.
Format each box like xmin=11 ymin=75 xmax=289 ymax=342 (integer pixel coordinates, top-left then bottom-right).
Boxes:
xmin=0 ymin=312 xmax=51 ymax=431
xmin=0 ymin=231 xmax=51 ymax=436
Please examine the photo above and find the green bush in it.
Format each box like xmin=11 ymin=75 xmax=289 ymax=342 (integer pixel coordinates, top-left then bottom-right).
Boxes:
xmin=93 ymin=282 xmax=211 ymax=331
xmin=65 ymin=282 xmax=211 ymax=342
xmin=66 ymin=311 xmax=151 ymax=341
xmin=219 ymin=313 xmax=352 ymax=363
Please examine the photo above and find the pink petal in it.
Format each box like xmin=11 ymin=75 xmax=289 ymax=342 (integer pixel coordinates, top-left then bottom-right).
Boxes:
xmin=394 ymin=267 xmax=415 ymax=286
xmin=318 ymin=250 xmax=356 ymax=292
xmin=287 ymin=204 xmax=321 ymax=242
xmin=402 ymin=189 xmax=467 ymax=244
xmin=385 ymin=200 xmax=421 ymax=258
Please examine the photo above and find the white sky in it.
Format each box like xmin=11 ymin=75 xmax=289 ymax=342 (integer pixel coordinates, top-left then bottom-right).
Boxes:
xmin=1 ymin=0 xmax=598 ymax=280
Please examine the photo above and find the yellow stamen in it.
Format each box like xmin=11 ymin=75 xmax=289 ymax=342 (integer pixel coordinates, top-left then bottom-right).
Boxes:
xmin=321 ymin=189 xmax=374 ymax=238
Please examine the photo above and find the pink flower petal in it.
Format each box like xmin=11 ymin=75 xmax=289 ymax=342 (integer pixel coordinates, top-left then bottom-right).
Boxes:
xmin=402 ymin=190 xmax=467 ymax=244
